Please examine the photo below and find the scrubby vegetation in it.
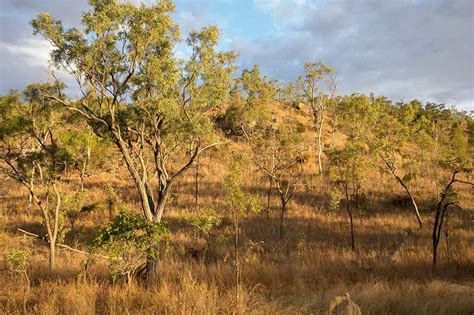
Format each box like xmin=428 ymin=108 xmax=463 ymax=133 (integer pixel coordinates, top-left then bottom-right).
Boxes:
xmin=1 ymin=1 xmax=473 ymax=314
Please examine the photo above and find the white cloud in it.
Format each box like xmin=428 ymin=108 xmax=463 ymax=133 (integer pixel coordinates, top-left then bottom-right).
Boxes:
xmin=0 ymin=0 xmax=472 ymax=109
xmin=249 ymin=0 xmax=474 ymax=110
xmin=0 ymin=38 xmax=51 ymax=68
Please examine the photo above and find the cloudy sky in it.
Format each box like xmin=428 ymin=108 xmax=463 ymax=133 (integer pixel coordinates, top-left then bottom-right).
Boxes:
xmin=0 ymin=0 xmax=473 ymax=110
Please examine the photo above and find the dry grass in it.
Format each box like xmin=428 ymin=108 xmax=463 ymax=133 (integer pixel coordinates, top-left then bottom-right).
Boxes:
xmin=1 ymin=147 xmax=473 ymax=314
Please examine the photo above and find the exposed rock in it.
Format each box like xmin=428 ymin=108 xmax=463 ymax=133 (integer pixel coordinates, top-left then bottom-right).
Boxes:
xmin=329 ymin=293 xmax=361 ymax=315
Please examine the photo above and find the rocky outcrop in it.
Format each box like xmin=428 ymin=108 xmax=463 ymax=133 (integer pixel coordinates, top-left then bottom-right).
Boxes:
xmin=329 ymin=293 xmax=361 ymax=315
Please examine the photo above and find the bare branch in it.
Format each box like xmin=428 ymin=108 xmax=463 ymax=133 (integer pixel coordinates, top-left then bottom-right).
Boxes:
xmin=17 ymin=228 xmax=110 ymax=260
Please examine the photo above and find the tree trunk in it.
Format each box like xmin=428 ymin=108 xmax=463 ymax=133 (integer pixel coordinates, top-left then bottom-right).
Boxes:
xmin=344 ymin=185 xmax=355 ymax=251
xmin=114 ymin=136 xmax=155 ymax=221
xmin=145 ymin=196 xmax=168 ymax=280
xmin=317 ymin=108 xmax=325 ymax=175
xmin=80 ymin=160 xmax=87 ymax=191
xmin=317 ymin=130 xmax=323 ymax=175
xmin=49 ymin=241 xmax=56 ymax=272
xmin=394 ymin=174 xmax=422 ymax=228
xmin=266 ymin=176 xmax=273 ymax=219
xmin=234 ymin=213 xmax=240 ymax=307
xmin=432 ymin=236 xmax=438 ymax=272
xmin=431 ymin=170 xmax=461 ymax=272
xmin=348 ymin=208 xmax=355 ymax=251
xmin=145 ymin=253 xmax=158 ymax=281
xmin=432 ymin=203 xmax=449 ymax=272
xmin=63 ymin=160 xmax=67 ymax=177
xmin=28 ymin=167 xmax=35 ymax=207
xmin=444 ymin=209 xmax=451 ymax=261
xmin=194 ymin=156 xmax=199 ymax=210
xmin=145 ymin=193 xmax=169 ymax=280
xmin=279 ymin=201 xmax=286 ymax=240
xmin=49 ymin=183 xmax=61 ymax=273
xmin=330 ymin=112 xmax=337 ymax=149
xmin=154 ymin=193 xmax=168 ymax=223
xmin=432 ymin=206 xmax=443 ymax=272
xmin=126 ymin=271 xmax=133 ymax=287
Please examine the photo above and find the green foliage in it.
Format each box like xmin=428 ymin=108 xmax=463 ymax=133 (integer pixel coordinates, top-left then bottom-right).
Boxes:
xmin=302 ymin=61 xmax=334 ymax=111
xmin=63 ymin=190 xmax=87 ymax=214
xmin=329 ymin=139 xmax=367 ymax=174
xmin=104 ymin=183 xmax=119 ymax=219
xmin=329 ymin=188 xmax=343 ymax=215
xmin=244 ymin=240 xmax=265 ymax=263
xmin=0 ymin=93 xmax=26 ymax=141
xmin=338 ymin=94 xmax=389 ymax=141
xmin=185 ymin=26 xmax=238 ymax=110
xmin=94 ymin=209 xmax=169 ymax=280
xmin=449 ymin=120 xmax=470 ymax=163
xmin=5 ymin=238 xmax=32 ymax=288
xmin=59 ymin=129 xmax=108 ymax=170
xmin=63 ymin=190 xmax=97 ymax=230
xmin=236 ymin=65 xmax=276 ymax=102
xmin=6 ymin=248 xmax=30 ymax=273
xmin=222 ymin=65 xmax=274 ymax=138
xmin=222 ymin=96 xmax=272 ymax=138
xmin=95 ymin=209 xmax=170 ymax=258
xmin=181 ymin=208 xmax=223 ymax=249
xmin=275 ymin=80 xmax=303 ymax=106
xmin=224 ymin=157 xmax=262 ymax=217
xmin=0 ymin=83 xmax=67 ymax=182
xmin=181 ymin=208 xmax=222 ymax=238
xmin=31 ymin=1 xmax=235 ymax=147
xmin=31 ymin=0 xmax=238 ymax=224
xmin=252 ymin=111 xmax=309 ymax=184
xmin=328 ymin=139 xmax=368 ymax=207
xmin=304 ymin=61 xmax=333 ymax=83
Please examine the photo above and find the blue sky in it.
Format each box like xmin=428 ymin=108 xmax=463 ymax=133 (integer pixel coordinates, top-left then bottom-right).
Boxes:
xmin=0 ymin=0 xmax=473 ymax=110
xmin=175 ymin=0 xmax=276 ymax=40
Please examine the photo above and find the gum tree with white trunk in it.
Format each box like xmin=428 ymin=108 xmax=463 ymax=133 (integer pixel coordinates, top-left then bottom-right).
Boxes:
xmin=31 ymin=0 xmax=236 ymax=278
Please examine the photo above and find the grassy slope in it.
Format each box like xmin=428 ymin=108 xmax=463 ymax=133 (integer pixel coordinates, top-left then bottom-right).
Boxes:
xmin=1 ymin=107 xmax=473 ymax=314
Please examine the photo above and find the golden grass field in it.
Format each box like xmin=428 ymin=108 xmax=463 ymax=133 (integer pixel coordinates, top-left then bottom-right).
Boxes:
xmin=1 ymin=144 xmax=473 ymax=314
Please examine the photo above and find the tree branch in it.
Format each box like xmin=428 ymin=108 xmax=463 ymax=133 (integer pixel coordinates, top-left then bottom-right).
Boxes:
xmin=17 ymin=228 xmax=110 ymax=260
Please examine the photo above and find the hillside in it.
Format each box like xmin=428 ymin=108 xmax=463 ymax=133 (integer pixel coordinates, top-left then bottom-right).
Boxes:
xmin=1 ymin=1 xmax=473 ymax=314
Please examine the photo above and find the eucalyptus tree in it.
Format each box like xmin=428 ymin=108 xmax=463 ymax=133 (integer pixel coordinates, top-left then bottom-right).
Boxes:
xmin=327 ymin=140 xmax=368 ymax=251
xmin=374 ymin=100 xmax=471 ymax=230
xmin=252 ymin=113 xmax=308 ymax=239
xmin=194 ymin=65 xmax=274 ymax=210
xmin=427 ymin=109 xmax=473 ymax=271
xmin=31 ymin=0 xmax=236 ymax=277
xmin=431 ymin=164 xmax=472 ymax=272
xmin=223 ymin=65 xmax=275 ymax=140
xmin=0 ymin=83 xmax=68 ymax=272
xmin=339 ymin=95 xmax=424 ymax=228
xmin=370 ymin=100 xmax=424 ymax=228
xmin=301 ymin=61 xmax=336 ymax=175
xmin=60 ymin=126 xmax=107 ymax=190
xmin=223 ymin=154 xmax=261 ymax=306
xmin=223 ymin=65 xmax=275 ymax=215
xmin=274 ymin=80 xmax=302 ymax=108
xmin=95 ymin=210 xmax=170 ymax=286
